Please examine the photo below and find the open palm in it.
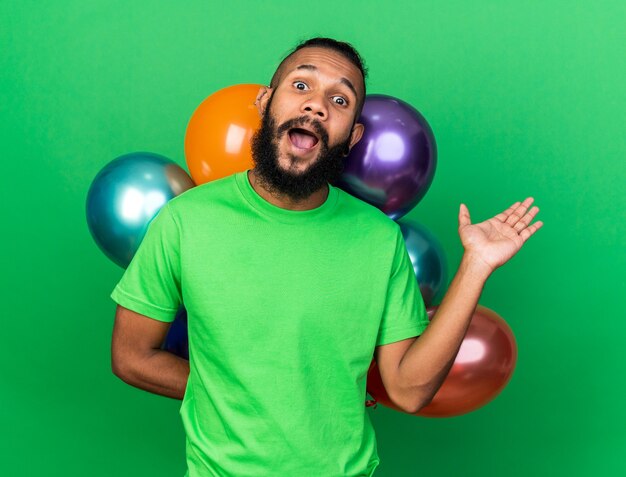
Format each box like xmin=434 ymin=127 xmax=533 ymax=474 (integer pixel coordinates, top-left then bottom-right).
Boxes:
xmin=458 ymin=197 xmax=544 ymax=274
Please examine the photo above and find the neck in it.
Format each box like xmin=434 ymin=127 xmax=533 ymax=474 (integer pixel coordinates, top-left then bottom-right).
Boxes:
xmin=247 ymin=169 xmax=329 ymax=211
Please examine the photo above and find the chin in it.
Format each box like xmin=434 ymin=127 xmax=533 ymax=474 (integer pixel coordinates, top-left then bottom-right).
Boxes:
xmin=278 ymin=154 xmax=318 ymax=175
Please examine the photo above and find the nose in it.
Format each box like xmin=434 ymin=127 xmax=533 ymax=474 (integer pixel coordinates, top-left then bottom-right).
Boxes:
xmin=301 ymin=94 xmax=328 ymax=120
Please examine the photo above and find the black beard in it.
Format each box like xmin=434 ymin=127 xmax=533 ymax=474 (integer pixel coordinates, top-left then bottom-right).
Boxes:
xmin=250 ymin=98 xmax=351 ymax=202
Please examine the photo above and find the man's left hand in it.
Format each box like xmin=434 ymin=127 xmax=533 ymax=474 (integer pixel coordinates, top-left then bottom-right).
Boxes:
xmin=458 ymin=197 xmax=544 ymax=275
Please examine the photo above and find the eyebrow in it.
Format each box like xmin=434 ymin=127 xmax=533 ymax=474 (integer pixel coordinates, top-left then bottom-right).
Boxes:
xmin=291 ymin=64 xmax=358 ymax=99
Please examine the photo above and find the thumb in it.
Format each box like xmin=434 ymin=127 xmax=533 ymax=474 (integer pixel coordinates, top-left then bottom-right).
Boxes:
xmin=459 ymin=203 xmax=471 ymax=228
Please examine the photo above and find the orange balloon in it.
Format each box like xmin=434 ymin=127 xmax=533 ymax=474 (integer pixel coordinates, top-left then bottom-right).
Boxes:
xmin=185 ymin=84 xmax=262 ymax=185
xmin=366 ymin=304 xmax=518 ymax=418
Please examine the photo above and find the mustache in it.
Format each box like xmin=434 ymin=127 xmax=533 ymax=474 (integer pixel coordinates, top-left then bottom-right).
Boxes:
xmin=275 ymin=116 xmax=330 ymax=146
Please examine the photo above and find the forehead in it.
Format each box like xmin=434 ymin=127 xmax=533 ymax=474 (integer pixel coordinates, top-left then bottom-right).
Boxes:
xmin=277 ymin=47 xmax=364 ymax=97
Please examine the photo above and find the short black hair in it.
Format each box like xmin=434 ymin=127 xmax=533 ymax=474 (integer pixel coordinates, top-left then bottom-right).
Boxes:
xmin=269 ymin=37 xmax=368 ymax=118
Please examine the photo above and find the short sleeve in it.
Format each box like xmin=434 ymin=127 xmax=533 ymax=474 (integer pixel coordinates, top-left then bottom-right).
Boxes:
xmin=376 ymin=225 xmax=430 ymax=346
xmin=110 ymin=203 xmax=182 ymax=322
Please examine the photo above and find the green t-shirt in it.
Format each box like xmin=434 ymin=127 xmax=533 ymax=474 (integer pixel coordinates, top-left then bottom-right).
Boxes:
xmin=110 ymin=170 xmax=429 ymax=477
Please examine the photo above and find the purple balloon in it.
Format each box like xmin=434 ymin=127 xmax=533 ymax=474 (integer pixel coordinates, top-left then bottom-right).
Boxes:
xmin=334 ymin=94 xmax=437 ymax=220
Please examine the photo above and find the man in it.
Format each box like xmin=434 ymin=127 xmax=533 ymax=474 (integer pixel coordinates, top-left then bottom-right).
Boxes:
xmin=110 ymin=38 xmax=543 ymax=477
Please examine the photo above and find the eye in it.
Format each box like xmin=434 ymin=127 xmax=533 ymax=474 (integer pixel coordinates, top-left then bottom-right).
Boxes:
xmin=293 ymin=81 xmax=309 ymax=91
xmin=332 ymin=96 xmax=348 ymax=107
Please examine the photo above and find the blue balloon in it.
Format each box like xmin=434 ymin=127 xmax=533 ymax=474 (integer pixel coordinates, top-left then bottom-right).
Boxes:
xmin=397 ymin=219 xmax=448 ymax=306
xmin=86 ymin=152 xmax=194 ymax=268
xmin=163 ymin=307 xmax=189 ymax=360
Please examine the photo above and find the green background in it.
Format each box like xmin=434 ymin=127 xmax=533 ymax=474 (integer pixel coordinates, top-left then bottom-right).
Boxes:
xmin=2 ymin=1 xmax=624 ymax=475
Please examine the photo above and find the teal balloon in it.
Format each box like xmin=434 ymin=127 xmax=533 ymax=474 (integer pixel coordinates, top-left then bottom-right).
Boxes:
xmin=397 ymin=219 xmax=448 ymax=306
xmin=86 ymin=152 xmax=195 ymax=268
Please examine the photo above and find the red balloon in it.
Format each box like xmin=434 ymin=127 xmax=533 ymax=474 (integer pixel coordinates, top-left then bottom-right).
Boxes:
xmin=366 ymin=304 xmax=517 ymax=417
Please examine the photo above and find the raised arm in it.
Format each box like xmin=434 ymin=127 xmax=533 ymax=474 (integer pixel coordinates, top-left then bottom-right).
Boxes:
xmin=111 ymin=305 xmax=189 ymax=400
xmin=375 ymin=198 xmax=543 ymax=413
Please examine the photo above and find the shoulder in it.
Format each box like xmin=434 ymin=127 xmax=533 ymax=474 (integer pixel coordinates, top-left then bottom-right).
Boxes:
xmin=166 ymin=172 xmax=239 ymax=215
xmin=334 ymin=186 xmax=400 ymax=236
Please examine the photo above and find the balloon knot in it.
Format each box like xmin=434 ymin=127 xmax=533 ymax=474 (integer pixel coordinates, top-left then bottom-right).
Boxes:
xmin=365 ymin=399 xmax=378 ymax=409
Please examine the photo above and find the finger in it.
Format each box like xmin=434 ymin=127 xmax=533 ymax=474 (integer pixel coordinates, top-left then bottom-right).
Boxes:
xmin=505 ymin=197 xmax=535 ymax=227
xmin=459 ymin=203 xmax=471 ymax=228
xmin=519 ymin=220 xmax=544 ymax=242
xmin=494 ymin=201 xmax=521 ymax=222
xmin=513 ymin=206 xmax=540 ymax=232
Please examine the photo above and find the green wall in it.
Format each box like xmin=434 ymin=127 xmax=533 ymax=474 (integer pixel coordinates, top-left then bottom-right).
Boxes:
xmin=2 ymin=1 xmax=624 ymax=475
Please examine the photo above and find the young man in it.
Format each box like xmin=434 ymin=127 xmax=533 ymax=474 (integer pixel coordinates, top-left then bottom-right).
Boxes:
xmin=110 ymin=38 xmax=543 ymax=477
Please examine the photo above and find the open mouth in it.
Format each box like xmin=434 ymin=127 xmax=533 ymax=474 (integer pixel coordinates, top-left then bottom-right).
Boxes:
xmin=288 ymin=128 xmax=320 ymax=150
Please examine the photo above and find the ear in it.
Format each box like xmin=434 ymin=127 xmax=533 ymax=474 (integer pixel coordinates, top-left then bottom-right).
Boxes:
xmin=255 ymin=86 xmax=273 ymax=117
xmin=347 ymin=122 xmax=365 ymax=151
